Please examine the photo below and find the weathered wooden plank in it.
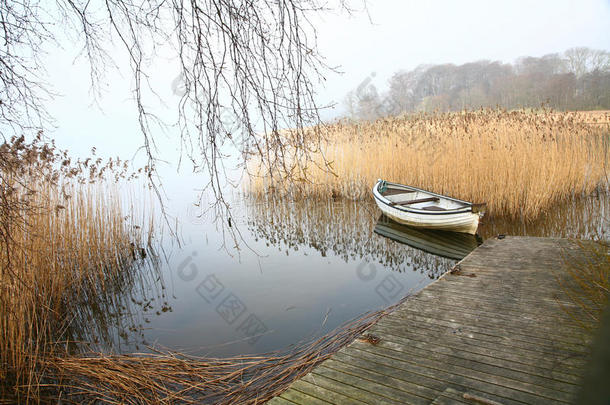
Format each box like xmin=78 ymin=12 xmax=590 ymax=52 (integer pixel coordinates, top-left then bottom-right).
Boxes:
xmin=366 ymin=324 xmax=583 ymax=383
xmin=400 ymin=294 xmax=584 ymax=331
xmin=388 ymin=306 xmax=591 ymax=347
xmin=387 ymin=305 xmax=591 ymax=351
xmin=278 ymin=387 xmax=331 ymax=405
xmin=413 ymin=295 xmax=589 ymax=335
xmin=439 ymin=273 xmax=584 ymax=298
xmin=430 ymin=387 xmax=502 ymax=405
xmin=337 ymin=345 xmax=555 ymax=405
xmin=381 ymin=313 xmax=590 ymax=361
xmin=348 ymin=338 xmax=579 ymax=393
xmin=329 ymin=352 xmax=471 ymax=404
xmin=417 ymin=290 xmax=582 ymax=318
xmin=266 ymin=396 xmax=298 ymax=405
xmin=409 ymin=294 xmax=589 ymax=333
xmin=311 ymin=365 xmax=411 ymax=405
xmin=427 ymin=278 xmax=583 ymax=309
xmin=334 ymin=346 xmax=478 ymax=397
xmin=428 ymin=271 xmax=572 ymax=292
xmin=440 ymin=275 xmax=582 ymax=296
xmin=372 ymin=322 xmax=588 ymax=371
xmin=344 ymin=343 xmax=576 ymax=403
xmin=289 ymin=379 xmax=367 ymax=405
xmin=300 ymin=372 xmax=398 ymax=405
xmin=377 ymin=315 xmax=588 ymax=372
xmin=410 ymin=296 xmax=591 ymax=338
xmin=414 ymin=288 xmax=589 ymax=323
xmin=318 ymin=359 xmax=432 ymax=404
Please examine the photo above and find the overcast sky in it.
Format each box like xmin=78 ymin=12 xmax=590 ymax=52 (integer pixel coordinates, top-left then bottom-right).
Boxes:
xmin=44 ymin=0 xmax=610 ymax=160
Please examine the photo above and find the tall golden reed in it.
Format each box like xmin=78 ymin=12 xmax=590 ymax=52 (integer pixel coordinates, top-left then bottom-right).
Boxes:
xmin=0 ymin=135 xmax=151 ymax=400
xmin=248 ymin=109 xmax=609 ymax=219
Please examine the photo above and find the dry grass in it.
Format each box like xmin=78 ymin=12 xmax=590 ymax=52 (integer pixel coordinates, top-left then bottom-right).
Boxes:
xmin=564 ymin=110 xmax=610 ymax=125
xmin=247 ymin=108 xmax=609 ymax=220
xmin=33 ymin=305 xmax=395 ymax=404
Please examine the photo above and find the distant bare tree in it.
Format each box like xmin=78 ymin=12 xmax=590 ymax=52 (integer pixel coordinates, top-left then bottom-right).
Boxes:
xmin=356 ymin=82 xmax=382 ymax=120
xmin=343 ymin=90 xmax=359 ymax=119
xmin=565 ymin=47 xmax=610 ymax=77
xmin=516 ymin=53 xmax=567 ymax=76
xmin=388 ymin=67 xmax=427 ymax=113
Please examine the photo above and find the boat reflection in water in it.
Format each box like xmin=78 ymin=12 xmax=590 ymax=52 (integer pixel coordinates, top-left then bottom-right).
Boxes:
xmin=374 ymin=215 xmax=482 ymax=261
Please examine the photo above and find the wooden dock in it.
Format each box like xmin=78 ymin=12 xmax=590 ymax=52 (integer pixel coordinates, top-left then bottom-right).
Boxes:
xmin=268 ymin=236 xmax=595 ymax=405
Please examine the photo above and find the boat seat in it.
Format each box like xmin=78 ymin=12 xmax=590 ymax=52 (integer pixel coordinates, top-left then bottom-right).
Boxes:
xmin=390 ymin=197 xmax=440 ymax=206
xmin=382 ymin=188 xmax=416 ymax=197
xmin=421 ymin=205 xmax=447 ymax=211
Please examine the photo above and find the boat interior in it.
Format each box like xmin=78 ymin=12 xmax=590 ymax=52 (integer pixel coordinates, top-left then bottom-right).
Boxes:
xmin=380 ymin=186 xmax=469 ymax=212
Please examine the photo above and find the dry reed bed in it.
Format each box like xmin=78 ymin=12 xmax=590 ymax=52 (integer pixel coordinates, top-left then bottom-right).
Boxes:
xmin=1 ymin=187 xmax=146 ymax=399
xmin=564 ymin=110 xmax=610 ymax=125
xmin=0 ymin=135 xmax=154 ymax=402
xmin=248 ymin=109 xmax=610 ymax=220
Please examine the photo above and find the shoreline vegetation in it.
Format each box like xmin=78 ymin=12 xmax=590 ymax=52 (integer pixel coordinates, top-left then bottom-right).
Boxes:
xmin=247 ymin=108 xmax=609 ymax=221
xmin=0 ymin=135 xmax=157 ymax=401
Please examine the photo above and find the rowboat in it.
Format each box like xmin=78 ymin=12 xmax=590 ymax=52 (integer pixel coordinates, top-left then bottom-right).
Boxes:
xmin=374 ymin=215 xmax=482 ymax=260
xmin=372 ymin=180 xmax=485 ymax=234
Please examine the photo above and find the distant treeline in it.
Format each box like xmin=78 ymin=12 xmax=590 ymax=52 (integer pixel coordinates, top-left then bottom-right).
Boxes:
xmin=345 ymin=47 xmax=610 ymax=119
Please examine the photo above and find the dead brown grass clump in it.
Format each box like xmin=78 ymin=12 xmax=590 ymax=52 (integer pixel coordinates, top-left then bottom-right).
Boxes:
xmin=247 ymin=108 xmax=609 ymax=220
xmin=37 ymin=306 xmax=394 ymax=404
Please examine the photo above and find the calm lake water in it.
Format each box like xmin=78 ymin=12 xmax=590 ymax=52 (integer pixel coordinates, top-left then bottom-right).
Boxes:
xmin=78 ymin=182 xmax=609 ymax=358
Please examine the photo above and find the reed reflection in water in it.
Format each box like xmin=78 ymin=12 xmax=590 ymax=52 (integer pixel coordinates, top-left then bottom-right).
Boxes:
xmin=69 ymin=247 xmax=171 ymax=354
xmin=478 ymin=189 xmax=609 ymax=239
xmin=246 ymin=196 xmax=462 ymax=280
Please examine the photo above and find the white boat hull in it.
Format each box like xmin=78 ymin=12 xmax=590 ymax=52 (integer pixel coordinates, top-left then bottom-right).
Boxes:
xmin=374 ymin=199 xmax=480 ymax=234
xmin=372 ymin=180 xmax=483 ymax=235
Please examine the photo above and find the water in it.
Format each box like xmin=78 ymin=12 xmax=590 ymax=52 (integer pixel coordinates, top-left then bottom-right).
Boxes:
xmin=79 ymin=183 xmax=609 ymax=358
